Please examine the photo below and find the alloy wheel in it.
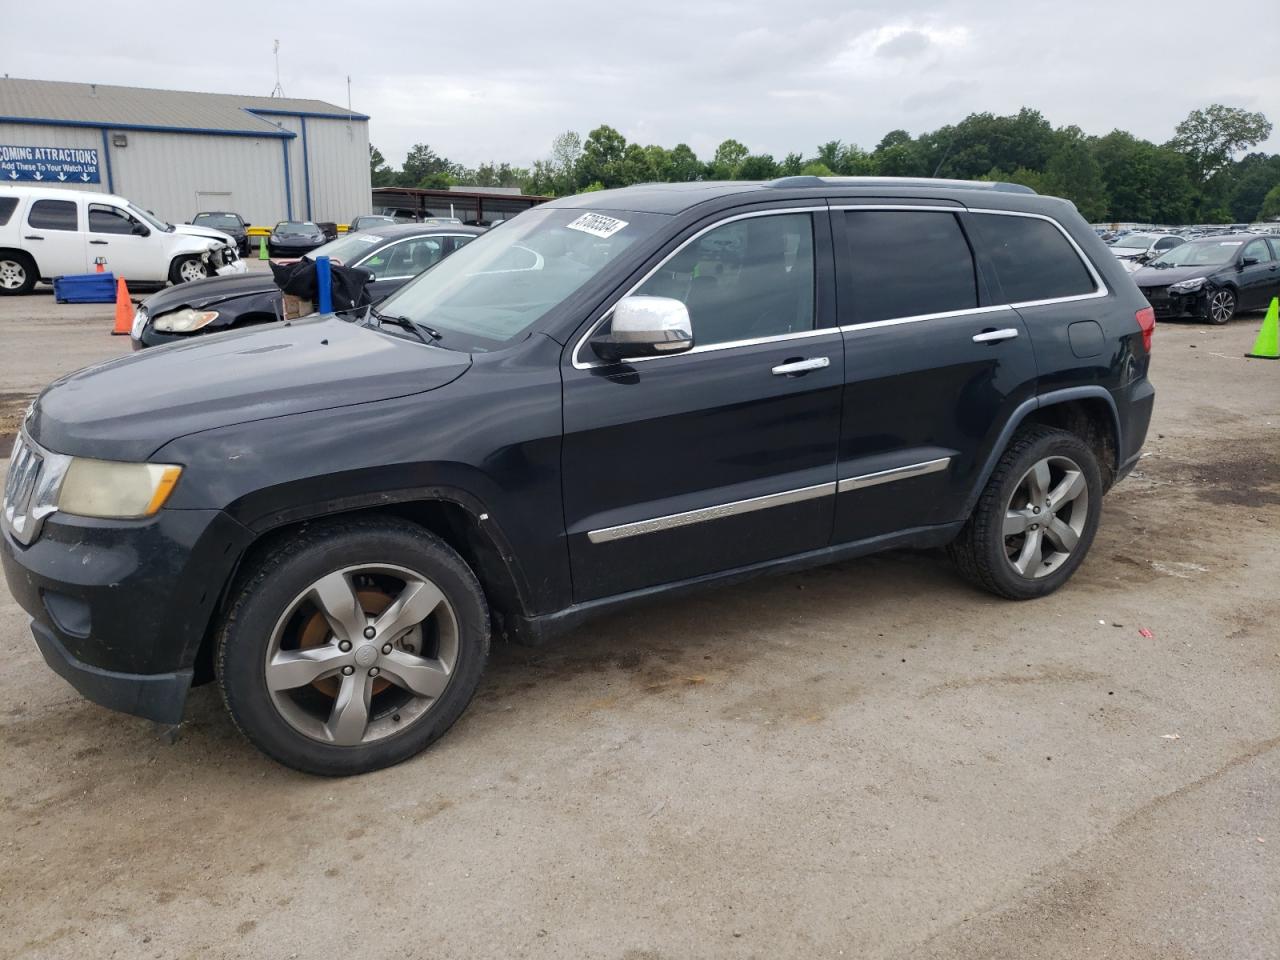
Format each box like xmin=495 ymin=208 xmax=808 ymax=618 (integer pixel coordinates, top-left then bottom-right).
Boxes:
xmin=0 ymin=259 xmax=26 ymax=290
xmin=1002 ymin=456 xmax=1089 ymax=579
xmin=264 ymin=564 xmax=459 ymax=745
xmin=1209 ymin=289 xmax=1235 ymax=323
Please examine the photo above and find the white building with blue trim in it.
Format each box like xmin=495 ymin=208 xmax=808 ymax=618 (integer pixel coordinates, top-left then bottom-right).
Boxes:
xmin=0 ymin=77 xmax=371 ymax=226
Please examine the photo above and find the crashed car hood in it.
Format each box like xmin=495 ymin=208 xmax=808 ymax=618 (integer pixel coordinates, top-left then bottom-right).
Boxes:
xmin=140 ymin=272 xmax=278 ymax=312
xmin=174 ymin=223 xmax=234 ymax=246
xmin=30 ymin=315 xmax=470 ymax=461
xmin=1130 ymin=265 xmax=1212 ymax=286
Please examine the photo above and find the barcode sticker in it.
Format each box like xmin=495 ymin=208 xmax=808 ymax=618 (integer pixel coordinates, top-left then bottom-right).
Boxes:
xmin=566 ymin=213 xmax=629 ymax=238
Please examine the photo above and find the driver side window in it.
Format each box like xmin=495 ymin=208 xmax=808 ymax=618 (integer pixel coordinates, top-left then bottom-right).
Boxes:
xmin=360 ymin=237 xmax=444 ymax=279
xmin=1243 ymin=239 xmax=1272 ymax=263
xmin=631 ymin=213 xmax=815 ymax=348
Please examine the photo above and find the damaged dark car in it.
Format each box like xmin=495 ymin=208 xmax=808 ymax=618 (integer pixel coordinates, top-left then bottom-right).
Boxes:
xmin=1133 ymin=234 xmax=1280 ymax=324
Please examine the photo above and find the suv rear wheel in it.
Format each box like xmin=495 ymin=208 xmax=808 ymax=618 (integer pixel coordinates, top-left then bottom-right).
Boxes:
xmin=216 ymin=518 xmax=490 ymax=776
xmin=949 ymin=425 xmax=1102 ymax=600
xmin=169 ymin=255 xmax=209 ymax=284
xmin=0 ymin=252 xmax=37 ymax=295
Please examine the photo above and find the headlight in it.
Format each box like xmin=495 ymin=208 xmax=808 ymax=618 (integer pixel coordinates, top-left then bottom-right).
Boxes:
xmin=56 ymin=458 xmax=183 ymax=519
xmin=153 ymin=307 xmax=219 ymax=333
xmin=1169 ymin=277 xmax=1206 ymax=294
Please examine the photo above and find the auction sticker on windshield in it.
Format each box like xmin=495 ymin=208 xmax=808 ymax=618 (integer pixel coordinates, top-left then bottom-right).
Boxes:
xmin=566 ymin=213 xmax=629 ymax=238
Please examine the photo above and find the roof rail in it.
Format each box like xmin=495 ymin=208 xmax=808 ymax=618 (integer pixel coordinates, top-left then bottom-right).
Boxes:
xmin=765 ymin=175 xmax=1037 ymax=195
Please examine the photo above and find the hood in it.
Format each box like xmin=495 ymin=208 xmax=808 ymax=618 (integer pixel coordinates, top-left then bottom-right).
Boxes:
xmin=1110 ymin=246 xmax=1148 ymax=259
xmin=140 ymin=272 xmax=278 ymax=313
xmin=30 ymin=316 xmax=471 ymax=461
xmin=1130 ymin=264 xmax=1213 ymax=287
xmin=175 ymin=223 xmax=234 ymax=246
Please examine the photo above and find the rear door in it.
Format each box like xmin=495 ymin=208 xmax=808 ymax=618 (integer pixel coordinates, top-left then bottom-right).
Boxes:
xmin=560 ymin=208 xmax=843 ymax=601
xmin=830 ymin=204 xmax=1040 ymax=543
xmin=24 ymin=197 xmax=86 ymax=278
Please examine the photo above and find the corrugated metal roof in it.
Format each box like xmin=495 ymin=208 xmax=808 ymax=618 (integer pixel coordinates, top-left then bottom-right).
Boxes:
xmin=0 ymin=78 xmax=368 ymax=137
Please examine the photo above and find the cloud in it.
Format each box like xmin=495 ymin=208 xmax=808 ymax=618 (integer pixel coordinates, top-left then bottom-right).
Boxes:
xmin=876 ymin=30 xmax=932 ymax=58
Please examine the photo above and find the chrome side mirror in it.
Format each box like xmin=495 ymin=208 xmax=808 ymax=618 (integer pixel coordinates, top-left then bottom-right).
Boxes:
xmin=589 ymin=296 xmax=693 ymax=363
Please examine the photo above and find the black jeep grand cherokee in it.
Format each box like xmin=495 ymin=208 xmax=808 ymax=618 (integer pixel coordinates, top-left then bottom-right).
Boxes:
xmin=2 ymin=177 xmax=1155 ymax=775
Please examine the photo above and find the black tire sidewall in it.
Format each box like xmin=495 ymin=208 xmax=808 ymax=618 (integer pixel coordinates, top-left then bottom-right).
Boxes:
xmin=974 ymin=431 xmax=1103 ymax=600
xmin=217 ymin=521 xmax=490 ymax=776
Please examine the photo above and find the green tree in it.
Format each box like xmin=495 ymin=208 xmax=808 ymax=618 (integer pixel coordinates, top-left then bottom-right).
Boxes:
xmin=549 ymin=131 xmax=583 ymax=194
xmin=1042 ymin=128 xmax=1107 ymax=221
xmin=800 ymin=161 xmax=834 ymax=177
xmin=1170 ymin=105 xmax=1273 ymax=184
xmin=780 ymin=152 xmax=805 ymax=176
xmin=667 ymin=144 xmax=702 ymax=182
xmin=400 ymin=143 xmax=456 ymax=187
xmin=737 ymin=154 xmax=780 ymax=180
xmin=1227 ymin=154 xmax=1280 ymax=221
xmin=709 ymin=139 xmax=750 ymax=179
xmin=577 ymin=125 xmax=629 ymax=187
xmin=369 ymin=144 xmax=395 ymax=187
xmin=1259 ymin=184 xmax=1280 ymax=220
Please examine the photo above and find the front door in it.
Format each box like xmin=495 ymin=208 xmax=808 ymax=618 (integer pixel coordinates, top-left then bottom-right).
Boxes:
xmin=87 ymin=202 xmax=163 ymax=282
xmin=829 ymin=206 xmax=1041 ymax=544
xmin=24 ymin=197 xmax=86 ymax=278
xmin=1237 ymin=238 xmax=1278 ymax=310
xmin=561 ymin=209 xmax=843 ymax=601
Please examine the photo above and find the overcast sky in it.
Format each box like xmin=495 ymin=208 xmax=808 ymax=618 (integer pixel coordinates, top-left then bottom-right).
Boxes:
xmin=4 ymin=1 xmax=1278 ymax=169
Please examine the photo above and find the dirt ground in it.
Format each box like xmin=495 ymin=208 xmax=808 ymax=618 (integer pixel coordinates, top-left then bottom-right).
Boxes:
xmin=1 ymin=288 xmax=1277 ymax=960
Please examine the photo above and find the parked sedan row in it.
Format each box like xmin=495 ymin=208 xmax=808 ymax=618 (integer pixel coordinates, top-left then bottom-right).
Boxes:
xmin=131 ymin=224 xmax=482 ymax=347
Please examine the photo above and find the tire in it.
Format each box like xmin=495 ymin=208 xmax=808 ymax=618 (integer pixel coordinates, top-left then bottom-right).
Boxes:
xmin=948 ymin=425 xmax=1103 ymax=600
xmin=1207 ymin=286 xmax=1236 ymax=324
xmin=0 ymin=252 xmax=37 ymax=295
xmin=169 ymin=255 xmax=209 ymax=285
xmin=216 ymin=518 xmax=490 ymax=776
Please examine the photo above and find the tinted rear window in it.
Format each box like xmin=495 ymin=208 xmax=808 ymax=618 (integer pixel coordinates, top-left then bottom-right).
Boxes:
xmin=28 ymin=199 xmax=78 ymax=231
xmin=970 ymin=213 xmax=1097 ymax=304
xmin=0 ymin=197 xmax=16 ymax=226
xmin=843 ymin=210 xmax=977 ymax=323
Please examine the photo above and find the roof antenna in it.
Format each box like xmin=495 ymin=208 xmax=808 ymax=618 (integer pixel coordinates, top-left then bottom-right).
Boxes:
xmin=270 ymin=39 xmax=285 ymax=98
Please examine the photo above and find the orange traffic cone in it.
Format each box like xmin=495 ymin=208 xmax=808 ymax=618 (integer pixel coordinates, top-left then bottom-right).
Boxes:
xmin=111 ymin=277 xmax=133 ymax=336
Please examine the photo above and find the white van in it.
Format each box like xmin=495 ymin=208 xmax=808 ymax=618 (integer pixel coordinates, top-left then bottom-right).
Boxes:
xmin=0 ymin=185 xmax=245 ymax=295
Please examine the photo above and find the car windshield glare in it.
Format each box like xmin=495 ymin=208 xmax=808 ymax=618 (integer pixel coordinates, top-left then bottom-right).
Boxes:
xmin=195 ymin=214 xmax=240 ymax=229
xmin=373 ymin=208 xmax=666 ymax=351
xmin=128 ymin=203 xmax=173 ymax=233
xmin=1152 ymin=241 xmax=1240 ymax=267
xmin=1114 ymin=235 xmax=1154 ymax=248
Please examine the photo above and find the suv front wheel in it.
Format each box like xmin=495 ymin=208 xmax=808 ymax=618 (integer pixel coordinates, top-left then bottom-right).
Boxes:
xmin=949 ymin=425 xmax=1103 ymax=600
xmin=216 ymin=518 xmax=491 ymax=776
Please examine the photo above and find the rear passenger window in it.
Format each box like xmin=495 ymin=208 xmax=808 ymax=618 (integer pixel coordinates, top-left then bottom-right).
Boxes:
xmin=28 ymin=199 xmax=79 ymax=231
xmin=0 ymin=197 xmax=17 ymax=226
xmin=843 ymin=210 xmax=977 ymax=324
xmin=970 ymin=213 xmax=1097 ymax=304
xmin=634 ymin=212 xmax=815 ymax=347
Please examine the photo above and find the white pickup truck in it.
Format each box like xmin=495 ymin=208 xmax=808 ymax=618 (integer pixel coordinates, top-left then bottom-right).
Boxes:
xmin=0 ymin=185 xmax=245 ymax=295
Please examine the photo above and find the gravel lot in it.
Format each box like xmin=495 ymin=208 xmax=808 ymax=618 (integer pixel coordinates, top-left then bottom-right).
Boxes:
xmin=1 ymin=286 xmax=1277 ymax=960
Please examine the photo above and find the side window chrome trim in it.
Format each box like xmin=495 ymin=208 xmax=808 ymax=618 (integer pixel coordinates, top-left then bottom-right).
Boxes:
xmin=570 ymin=206 xmax=828 ymax=370
xmin=839 ymin=304 xmax=1013 ymax=333
xmin=965 ymin=206 xmax=1110 ymax=304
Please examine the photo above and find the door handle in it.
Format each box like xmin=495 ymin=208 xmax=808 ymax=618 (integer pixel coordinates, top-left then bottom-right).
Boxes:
xmin=89 ymin=239 xmax=108 ymax=245
xmin=972 ymin=328 xmax=1019 ymax=344
xmin=24 ymin=235 xmax=43 ymax=240
xmin=772 ymin=357 xmax=830 ymax=376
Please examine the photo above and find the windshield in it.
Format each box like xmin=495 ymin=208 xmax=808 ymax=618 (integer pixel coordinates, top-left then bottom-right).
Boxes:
xmin=304 ymin=231 xmax=391 ymax=264
xmin=276 ymin=221 xmax=320 ymax=237
xmin=128 ymin=203 xmax=173 ymax=233
xmin=374 ymin=208 xmax=667 ymax=351
xmin=1114 ymin=234 xmax=1154 ymax=249
xmin=1150 ymin=240 xmax=1242 ymax=268
xmin=194 ymin=213 xmax=241 ymax=230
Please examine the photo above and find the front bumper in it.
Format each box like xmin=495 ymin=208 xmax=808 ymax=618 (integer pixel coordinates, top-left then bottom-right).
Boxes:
xmin=2 ymin=507 xmax=254 ymax=724
xmin=215 ymin=259 xmax=247 ymax=277
xmin=1139 ymin=286 xmax=1209 ymax=320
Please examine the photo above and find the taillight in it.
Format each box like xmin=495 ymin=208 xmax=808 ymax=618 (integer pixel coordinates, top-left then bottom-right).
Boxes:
xmin=1136 ymin=306 xmax=1155 ymax=353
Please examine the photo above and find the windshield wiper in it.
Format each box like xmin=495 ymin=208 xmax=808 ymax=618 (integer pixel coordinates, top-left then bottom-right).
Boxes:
xmin=368 ymin=306 xmax=442 ymax=344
